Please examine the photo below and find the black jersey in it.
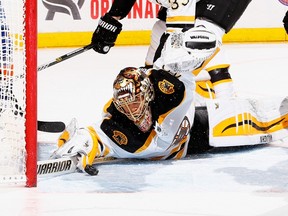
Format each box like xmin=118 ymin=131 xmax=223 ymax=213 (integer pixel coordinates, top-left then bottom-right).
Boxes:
xmin=101 ymin=69 xmax=185 ymax=153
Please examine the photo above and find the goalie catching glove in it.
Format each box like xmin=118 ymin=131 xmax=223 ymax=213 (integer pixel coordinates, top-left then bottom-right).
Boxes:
xmin=91 ymin=13 xmax=122 ymax=54
xmin=51 ymin=118 xmax=99 ymax=176
xmin=154 ymin=26 xmax=218 ymax=74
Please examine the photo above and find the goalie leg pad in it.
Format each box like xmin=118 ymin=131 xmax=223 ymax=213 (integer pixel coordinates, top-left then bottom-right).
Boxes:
xmin=207 ymin=97 xmax=288 ymax=147
xmin=196 ymin=0 xmax=252 ymax=33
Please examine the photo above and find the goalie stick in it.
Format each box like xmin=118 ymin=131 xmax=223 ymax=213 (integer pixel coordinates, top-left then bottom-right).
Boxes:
xmin=37 ymin=157 xmax=77 ymax=176
xmin=36 ymin=45 xmax=95 ymax=131
xmin=37 ymin=156 xmax=128 ymax=177
xmin=37 ymin=44 xmax=94 ymax=71
xmin=37 ymin=120 xmax=66 ymax=133
xmin=2 ymin=91 xmax=66 ymax=133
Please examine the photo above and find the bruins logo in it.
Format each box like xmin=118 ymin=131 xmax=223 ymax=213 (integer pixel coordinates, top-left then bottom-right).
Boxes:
xmin=112 ymin=130 xmax=128 ymax=145
xmin=158 ymin=79 xmax=175 ymax=94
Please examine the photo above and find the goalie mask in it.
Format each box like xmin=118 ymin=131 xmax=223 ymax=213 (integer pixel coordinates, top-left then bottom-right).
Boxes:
xmin=113 ymin=67 xmax=154 ymax=124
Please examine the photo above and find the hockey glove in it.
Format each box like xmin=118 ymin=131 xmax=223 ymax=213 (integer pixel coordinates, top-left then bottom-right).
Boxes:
xmin=283 ymin=11 xmax=288 ymax=34
xmin=91 ymin=13 xmax=122 ymax=54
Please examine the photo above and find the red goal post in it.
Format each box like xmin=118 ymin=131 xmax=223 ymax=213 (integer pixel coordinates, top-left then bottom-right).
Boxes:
xmin=0 ymin=0 xmax=37 ymax=187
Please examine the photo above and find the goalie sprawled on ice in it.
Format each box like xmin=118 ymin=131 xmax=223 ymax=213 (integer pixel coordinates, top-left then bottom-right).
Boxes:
xmin=51 ymin=29 xmax=288 ymax=176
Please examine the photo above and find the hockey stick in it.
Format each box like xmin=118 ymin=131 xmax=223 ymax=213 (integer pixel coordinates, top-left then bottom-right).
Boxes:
xmin=37 ymin=156 xmax=128 ymax=177
xmin=37 ymin=120 xmax=66 ymax=133
xmin=37 ymin=44 xmax=94 ymax=130
xmin=37 ymin=157 xmax=77 ymax=176
xmin=37 ymin=44 xmax=95 ymax=71
xmin=37 ymin=45 xmax=95 ymax=131
xmin=7 ymin=95 xmax=66 ymax=133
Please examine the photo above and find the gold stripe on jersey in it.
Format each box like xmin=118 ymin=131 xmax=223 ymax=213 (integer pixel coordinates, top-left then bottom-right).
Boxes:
xmin=165 ymin=138 xmax=187 ymax=160
xmin=150 ymin=141 xmax=186 ymax=160
xmin=135 ymin=130 xmax=157 ymax=153
xmin=195 ymin=81 xmax=215 ymax=99
xmin=213 ymin=113 xmax=288 ymax=137
xmin=150 ymin=155 xmax=164 ymax=160
xmin=102 ymin=98 xmax=113 ymax=114
xmin=166 ymin=16 xmax=195 ymax=32
xmin=158 ymin=109 xmax=174 ymax=125
xmin=166 ymin=16 xmax=195 ymax=23
xmin=173 ymin=146 xmax=186 ymax=159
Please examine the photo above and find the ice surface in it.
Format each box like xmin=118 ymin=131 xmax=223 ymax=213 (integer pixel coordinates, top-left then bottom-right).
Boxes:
xmin=1 ymin=43 xmax=288 ymax=216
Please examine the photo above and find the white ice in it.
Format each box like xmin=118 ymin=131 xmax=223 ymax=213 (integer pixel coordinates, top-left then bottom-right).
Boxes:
xmin=1 ymin=43 xmax=288 ymax=216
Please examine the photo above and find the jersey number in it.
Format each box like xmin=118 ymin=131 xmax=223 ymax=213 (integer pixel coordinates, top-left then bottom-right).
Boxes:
xmin=169 ymin=0 xmax=190 ymax=10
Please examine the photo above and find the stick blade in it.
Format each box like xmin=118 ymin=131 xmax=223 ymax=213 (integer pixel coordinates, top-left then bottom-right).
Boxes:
xmin=37 ymin=121 xmax=66 ymax=133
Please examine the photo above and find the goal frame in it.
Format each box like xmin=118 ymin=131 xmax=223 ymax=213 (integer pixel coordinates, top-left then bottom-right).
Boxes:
xmin=24 ymin=0 xmax=37 ymax=187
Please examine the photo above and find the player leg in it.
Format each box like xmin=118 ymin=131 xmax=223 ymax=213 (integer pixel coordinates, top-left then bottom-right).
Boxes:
xmin=194 ymin=0 xmax=252 ymax=98
xmin=148 ymin=0 xmax=252 ymax=65
xmin=148 ymin=0 xmax=250 ymax=100
xmin=145 ymin=19 xmax=166 ymax=66
xmin=145 ymin=6 xmax=167 ymax=67
xmin=196 ymin=0 xmax=252 ymax=33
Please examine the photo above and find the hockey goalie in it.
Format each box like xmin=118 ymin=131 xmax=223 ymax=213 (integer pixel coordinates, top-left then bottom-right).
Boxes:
xmin=50 ymin=28 xmax=288 ymax=176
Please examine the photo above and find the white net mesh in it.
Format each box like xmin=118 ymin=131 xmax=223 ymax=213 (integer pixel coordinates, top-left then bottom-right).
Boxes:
xmin=0 ymin=0 xmax=27 ymax=183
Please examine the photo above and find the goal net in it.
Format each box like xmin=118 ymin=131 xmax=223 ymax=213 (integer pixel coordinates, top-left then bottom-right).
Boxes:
xmin=0 ymin=0 xmax=37 ymax=187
